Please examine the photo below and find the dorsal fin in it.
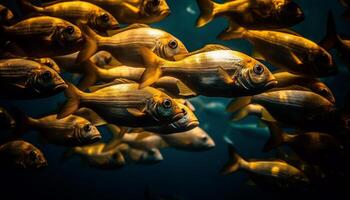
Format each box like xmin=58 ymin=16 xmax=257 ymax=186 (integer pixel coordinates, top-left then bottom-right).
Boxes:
xmin=275 ymin=29 xmax=303 ymax=37
xmin=41 ymin=0 xmax=71 ymax=7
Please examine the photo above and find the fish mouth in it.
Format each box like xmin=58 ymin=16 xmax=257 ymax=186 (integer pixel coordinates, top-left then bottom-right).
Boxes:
xmin=264 ymin=80 xmax=278 ymax=89
xmin=54 ymin=83 xmax=68 ymax=91
xmin=109 ymin=24 xmax=120 ymax=30
xmin=89 ymin=134 xmax=102 ymax=143
xmin=172 ymin=112 xmax=185 ymax=121
xmin=36 ymin=161 xmax=48 ymax=169
xmin=160 ymin=9 xmax=171 ymax=16
xmin=186 ymin=120 xmax=199 ymax=130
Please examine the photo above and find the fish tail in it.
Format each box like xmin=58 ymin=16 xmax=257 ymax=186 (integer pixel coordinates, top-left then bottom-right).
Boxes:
xmin=263 ymin=122 xmax=285 ymax=152
xmin=18 ymin=0 xmax=42 ymax=13
xmin=221 ymin=137 xmax=244 ymax=175
xmin=57 ymin=83 xmax=83 ymax=119
xmin=226 ymin=97 xmax=251 ymax=113
xmin=217 ymin=19 xmax=246 ymax=40
xmin=320 ymin=11 xmax=340 ymax=50
xmin=138 ymin=47 xmax=165 ymax=89
xmin=230 ymin=105 xmax=250 ymax=121
xmin=195 ymin=0 xmax=218 ymax=27
xmin=77 ymin=61 xmax=99 ymax=90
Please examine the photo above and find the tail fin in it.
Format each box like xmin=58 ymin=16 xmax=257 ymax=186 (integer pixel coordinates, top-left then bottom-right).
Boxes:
xmin=196 ymin=0 xmax=217 ymax=27
xmin=18 ymin=0 xmax=42 ymax=13
xmin=263 ymin=122 xmax=285 ymax=152
xmin=76 ymin=22 xmax=98 ymax=63
xmin=217 ymin=18 xmax=246 ymax=40
xmin=221 ymin=136 xmax=243 ymax=175
xmin=57 ymin=83 xmax=83 ymax=119
xmin=138 ymin=47 xmax=165 ymax=89
xmin=226 ymin=97 xmax=251 ymax=112
xmin=320 ymin=11 xmax=339 ymax=50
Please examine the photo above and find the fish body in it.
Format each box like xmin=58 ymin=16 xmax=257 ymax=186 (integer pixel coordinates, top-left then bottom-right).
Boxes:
xmin=0 ymin=140 xmax=47 ymax=169
xmin=0 ymin=58 xmax=67 ymax=99
xmin=118 ymin=143 xmax=163 ymax=164
xmin=196 ymin=0 xmax=304 ymax=29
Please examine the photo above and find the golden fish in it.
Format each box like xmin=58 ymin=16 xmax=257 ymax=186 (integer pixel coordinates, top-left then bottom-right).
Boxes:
xmin=221 ymin=141 xmax=309 ymax=184
xmin=218 ymin=23 xmax=336 ymax=77
xmin=0 ymin=58 xmax=67 ymax=99
xmin=0 ymin=140 xmax=47 ymax=169
xmin=20 ymin=0 xmax=119 ymax=34
xmin=1 ymin=16 xmax=89 ymax=59
xmin=0 ymin=107 xmax=16 ymax=129
xmin=138 ymin=45 xmax=277 ymax=97
xmin=196 ymin=0 xmax=304 ymax=29
xmin=0 ymin=4 xmax=14 ymax=25
xmin=58 ymin=82 xmax=187 ymax=130
xmin=118 ymin=143 xmax=163 ymax=164
xmin=80 ymin=23 xmax=188 ymax=65
xmin=273 ymin=71 xmax=335 ymax=104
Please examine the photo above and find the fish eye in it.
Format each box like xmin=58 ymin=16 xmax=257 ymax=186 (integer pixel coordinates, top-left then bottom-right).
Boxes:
xmin=65 ymin=26 xmax=75 ymax=35
xmin=320 ymin=88 xmax=329 ymax=95
xmin=168 ymin=40 xmax=178 ymax=49
xmin=101 ymin=13 xmax=109 ymax=22
xmin=253 ymin=64 xmax=264 ymax=75
xmin=162 ymin=99 xmax=172 ymax=108
xmin=41 ymin=71 xmax=52 ymax=81
xmin=201 ymin=136 xmax=208 ymax=141
xmin=150 ymin=0 xmax=160 ymax=6
xmin=29 ymin=150 xmax=38 ymax=160
xmin=83 ymin=124 xmax=92 ymax=132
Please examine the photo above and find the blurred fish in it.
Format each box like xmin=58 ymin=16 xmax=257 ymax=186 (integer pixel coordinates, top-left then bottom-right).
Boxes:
xmin=58 ymin=82 xmax=188 ymax=130
xmin=218 ymin=22 xmax=336 ymax=77
xmin=0 ymin=4 xmax=15 ymax=25
xmin=19 ymin=0 xmax=120 ymax=35
xmin=0 ymin=58 xmax=67 ymax=99
xmin=80 ymin=23 xmax=188 ymax=65
xmin=274 ymin=71 xmax=335 ymax=104
xmin=227 ymin=90 xmax=336 ymax=129
xmin=0 ymin=140 xmax=47 ymax=169
xmin=0 ymin=16 xmax=90 ymax=60
xmin=221 ymin=138 xmax=309 ymax=184
xmin=44 ymin=0 xmax=171 ymax=24
xmin=138 ymin=45 xmax=277 ymax=97
xmin=62 ymin=142 xmax=126 ymax=169
xmin=119 ymin=143 xmax=163 ymax=165
xmin=16 ymin=109 xmax=102 ymax=146
xmin=196 ymin=0 xmax=304 ymax=29
xmin=0 ymin=107 xmax=16 ymax=129
xmin=264 ymin=122 xmax=344 ymax=164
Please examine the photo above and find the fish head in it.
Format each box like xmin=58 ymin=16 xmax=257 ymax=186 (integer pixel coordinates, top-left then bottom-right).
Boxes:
xmin=0 ymin=107 xmax=15 ymax=129
xmin=237 ymin=59 xmax=277 ymax=95
xmin=75 ymin=117 xmax=102 ymax=144
xmin=90 ymin=51 xmax=114 ymax=68
xmin=90 ymin=10 xmax=120 ymax=32
xmin=35 ymin=58 xmax=61 ymax=73
xmin=276 ymin=1 xmax=304 ymax=25
xmin=0 ymin=5 xmax=14 ymax=23
xmin=21 ymin=144 xmax=48 ymax=169
xmin=158 ymin=35 xmax=188 ymax=60
xmin=311 ymin=82 xmax=336 ymax=104
xmin=310 ymin=49 xmax=337 ymax=76
xmin=170 ymin=127 xmax=215 ymax=151
xmin=165 ymin=103 xmax=199 ymax=133
xmin=141 ymin=0 xmax=171 ymax=18
xmin=56 ymin=23 xmax=84 ymax=48
xmin=33 ymin=66 xmax=67 ymax=94
xmin=139 ymin=148 xmax=163 ymax=164
xmin=152 ymin=93 xmax=185 ymax=123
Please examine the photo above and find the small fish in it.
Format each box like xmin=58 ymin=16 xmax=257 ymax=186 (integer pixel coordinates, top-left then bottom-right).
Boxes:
xmin=264 ymin=122 xmax=344 ymax=165
xmin=0 ymin=58 xmax=67 ymax=99
xmin=0 ymin=4 xmax=15 ymax=25
xmin=80 ymin=23 xmax=188 ymax=65
xmin=196 ymin=0 xmax=304 ymax=29
xmin=0 ymin=140 xmax=47 ymax=169
xmin=58 ymin=82 xmax=187 ymax=130
xmin=119 ymin=143 xmax=163 ymax=165
xmin=227 ymin=90 xmax=336 ymax=129
xmin=0 ymin=16 xmax=90 ymax=60
xmin=138 ymin=45 xmax=277 ymax=97
xmin=16 ymin=110 xmax=102 ymax=146
xmin=218 ymin=22 xmax=336 ymax=77
xmin=273 ymin=71 xmax=335 ymax=104
xmin=0 ymin=107 xmax=16 ymax=129
xmin=19 ymin=0 xmax=119 ymax=35
xmin=221 ymin=139 xmax=309 ymax=184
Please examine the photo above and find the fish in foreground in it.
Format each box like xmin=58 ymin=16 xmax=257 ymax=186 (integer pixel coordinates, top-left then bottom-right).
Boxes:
xmin=221 ymin=138 xmax=309 ymax=184
xmin=58 ymin=82 xmax=188 ymax=130
xmin=0 ymin=140 xmax=47 ymax=169
xmin=0 ymin=107 xmax=16 ymax=129
xmin=227 ymin=89 xmax=336 ymax=129
xmin=0 ymin=16 xmax=90 ymax=60
xmin=264 ymin=122 xmax=344 ymax=165
xmin=196 ymin=0 xmax=304 ymax=29
xmin=138 ymin=45 xmax=277 ymax=97
xmin=0 ymin=4 xmax=15 ymax=25
xmin=218 ymin=21 xmax=336 ymax=77
xmin=80 ymin=23 xmax=188 ymax=65
xmin=15 ymin=109 xmax=102 ymax=146
xmin=0 ymin=58 xmax=67 ymax=99
xmin=19 ymin=0 xmax=120 ymax=35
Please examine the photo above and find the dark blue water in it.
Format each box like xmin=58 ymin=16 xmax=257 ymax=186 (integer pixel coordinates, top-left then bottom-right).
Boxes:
xmin=1 ymin=0 xmax=350 ymax=199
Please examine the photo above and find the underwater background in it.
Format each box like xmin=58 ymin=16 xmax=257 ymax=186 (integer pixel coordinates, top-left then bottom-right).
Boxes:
xmin=1 ymin=0 xmax=350 ymax=199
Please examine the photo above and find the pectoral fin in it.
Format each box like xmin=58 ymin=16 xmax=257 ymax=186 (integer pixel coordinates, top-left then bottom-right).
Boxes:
xmin=289 ymin=52 xmax=303 ymax=65
xmin=176 ymin=80 xmax=197 ymax=96
xmin=261 ymin=109 xmax=276 ymax=122
xmin=127 ymin=108 xmax=146 ymax=117
xmin=122 ymin=3 xmax=140 ymax=14
xmin=218 ymin=66 xmax=235 ymax=85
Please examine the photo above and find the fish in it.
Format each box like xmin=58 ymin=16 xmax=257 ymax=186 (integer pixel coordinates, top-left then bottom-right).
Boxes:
xmin=0 ymin=107 xmax=16 ymax=129
xmin=196 ymin=0 xmax=304 ymax=29
xmin=218 ymin=22 xmax=337 ymax=77
xmin=227 ymin=89 xmax=336 ymax=130
xmin=15 ymin=109 xmax=102 ymax=146
xmin=273 ymin=71 xmax=335 ymax=104
xmin=58 ymin=82 xmax=187 ymax=130
xmin=0 ymin=16 xmax=92 ymax=61
xmin=43 ymin=0 xmax=171 ymax=24
xmin=32 ymin=57 xmax=61 ymax=73
xmin=0 ymin=4 xmax=15 ymax=25
xmin=221 ymin=138 xmax=309 ymax=184
xmin=264 ymin=122 xmax=344 ymax=165
xmin=138 ymin=45 xmax=277 ymax=97
xmin=80 ymin=23 xmax=188 ymax=65
xmin=19 ymin=0 xmax=120 ymax=35
xmin=0 ymin=58 xmax=67 ymax=99
xmin=62 ymin=142 xmax=126 ymax=169
xmin=119 ymin=143 xmax=163 ymax=165
xmin=0 ymin=140 xmax=47 ymax=169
